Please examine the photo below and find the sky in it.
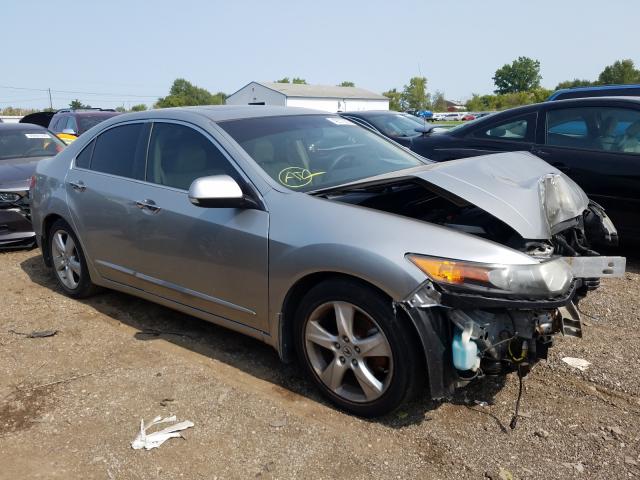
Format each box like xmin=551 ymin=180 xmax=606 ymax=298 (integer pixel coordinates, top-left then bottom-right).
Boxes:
xmin=3 ymin=0 xmax=639 ymax=110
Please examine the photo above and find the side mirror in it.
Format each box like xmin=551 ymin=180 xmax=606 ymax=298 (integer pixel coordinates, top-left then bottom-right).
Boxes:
xmin=62 ymin=128 xmax=77 ymax=136
xmin=188 ymin=175 xmax=259 ymax=209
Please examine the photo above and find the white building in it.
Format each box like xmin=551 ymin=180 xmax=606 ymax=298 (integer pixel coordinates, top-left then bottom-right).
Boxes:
xmin=0 ymin=116 xmax=22 ymax=123
xmin=225 ymin=81 xmax=389 ymax=112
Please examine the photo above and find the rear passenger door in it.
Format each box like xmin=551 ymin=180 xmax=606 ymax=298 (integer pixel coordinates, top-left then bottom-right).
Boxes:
xmin=534 ymin=105 xmax=640 ymax=239
xmin=66 ymin=121 xmax=150 ymax=282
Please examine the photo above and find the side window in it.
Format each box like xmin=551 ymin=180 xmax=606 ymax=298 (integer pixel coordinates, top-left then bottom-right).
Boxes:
xmin=146 ymin=123 xmax=238 ymax=190
xmin=52 ymin=116 xmax=65 ymax=132
xmin=65 ymin=116 xmax=78 ymax=133
xmin=90 ymin=123 xmax=147 ymax=179
xmin=75 ymin=139 xmax=95 ymax=169
xmin=546 ymin=107 xmax=640 ymax=153
xmin=473 ymin=114 xmax=535 ymax=142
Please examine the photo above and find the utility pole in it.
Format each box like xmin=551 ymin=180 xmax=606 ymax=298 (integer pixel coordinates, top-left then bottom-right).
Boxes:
xmin=48 ymin=88 xmax=53 ymax=110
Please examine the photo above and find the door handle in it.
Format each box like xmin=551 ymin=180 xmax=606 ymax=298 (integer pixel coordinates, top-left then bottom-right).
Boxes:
xmin=135 ymin=199 xmax=161 ymax=213
xmin=68 ymin=180 xmax=86 ymax=192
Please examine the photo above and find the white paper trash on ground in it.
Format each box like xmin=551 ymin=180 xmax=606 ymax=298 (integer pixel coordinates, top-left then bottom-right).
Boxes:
xmin=562 ymin=357 xmax=591 ymax=372
xmin=131 ymin=415 xmax=194 ymax=450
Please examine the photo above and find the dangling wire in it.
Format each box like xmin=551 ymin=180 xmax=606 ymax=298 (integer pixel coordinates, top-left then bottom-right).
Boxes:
xmin=510 ymin=365 xmax=524 ymax=430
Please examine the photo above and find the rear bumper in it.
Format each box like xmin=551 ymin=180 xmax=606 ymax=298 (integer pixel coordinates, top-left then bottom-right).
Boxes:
xmin=0 ymin=208 xmax=35 ymax=248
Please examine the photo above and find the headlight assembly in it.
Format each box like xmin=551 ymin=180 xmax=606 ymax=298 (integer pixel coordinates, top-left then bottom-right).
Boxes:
xmin=406 ymin=254 xmax=573 ymax=297
xmin=0 ymin=192 xmax=22 ymax=204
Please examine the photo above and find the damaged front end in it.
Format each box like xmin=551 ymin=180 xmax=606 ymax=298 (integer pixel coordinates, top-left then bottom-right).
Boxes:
xmin=397 ymin=189 xmax=625 ymax=398
xmin=319 ymin=154 xmax=626 ymax=399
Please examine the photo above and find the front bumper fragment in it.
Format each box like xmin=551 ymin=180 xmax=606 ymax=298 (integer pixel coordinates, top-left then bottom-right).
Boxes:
xmin=562 ymin=256 xmax=626 ymax=278
xmin=0 ymin=207 xmax=35 ymax=248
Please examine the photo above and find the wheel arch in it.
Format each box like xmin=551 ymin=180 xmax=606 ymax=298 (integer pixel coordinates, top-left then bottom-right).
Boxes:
xmin=41 ymin=213 xmax=67 ymax=267
xmin=278 ymin=271 xmax=423 ymax=365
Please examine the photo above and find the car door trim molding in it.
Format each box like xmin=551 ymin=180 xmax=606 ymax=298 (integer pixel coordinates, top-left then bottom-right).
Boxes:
xmin=95 ymin=259 xmax=256 ymax=316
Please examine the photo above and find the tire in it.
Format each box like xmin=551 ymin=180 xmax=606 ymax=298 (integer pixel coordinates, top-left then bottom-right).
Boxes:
xmin=294 ymin=278 xmax=424 ymax=417
xmin=48 ymin=219 xmax=99 ymax=298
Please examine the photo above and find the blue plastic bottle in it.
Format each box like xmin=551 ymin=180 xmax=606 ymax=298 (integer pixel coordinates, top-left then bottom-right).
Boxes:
xmin=452 ymin=327 xmax=480 ymax=371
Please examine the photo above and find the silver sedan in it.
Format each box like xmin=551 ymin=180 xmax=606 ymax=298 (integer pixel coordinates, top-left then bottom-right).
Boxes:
xmin=30 ymin=106 xmax=625 ymax=417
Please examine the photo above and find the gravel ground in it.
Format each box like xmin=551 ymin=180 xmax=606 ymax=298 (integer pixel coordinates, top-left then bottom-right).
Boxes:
xmin=0 ymin=248 xmax=639 ymax=479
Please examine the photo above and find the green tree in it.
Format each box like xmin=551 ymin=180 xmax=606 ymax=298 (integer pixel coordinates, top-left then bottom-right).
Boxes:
xmin=466 ymin=87 xmax=552 ymax=112
xmin=402 ymin=77 xmax=428 ymax=110
xmin=275 ymin=77 xmax=290 ymax=83
xmin=115 ymin=106 xmax=126 ymax=113
xmin=292 ymin=77 xmax=307 ymax=84
xmin=493 ymin=56 xmax=542 ymax=94
xmin=382 ymin=88 xmax=403 ymax=111
xmin=338 ymin=81 xmax=355 ymax=87
xmin=155 ymin=79 xmax=225 ymax=108
xmin=70 ymin=99 xmax=91 ymax=109
xmin=430 ymin=90 xmax=447 ymax=111
xmin=597 ymin=59 xmax=640 ymax=85
xmin=555 ymin=79 xmax=593 ymax=90
xmin=131 ymin=104 xmax=148 ymax=112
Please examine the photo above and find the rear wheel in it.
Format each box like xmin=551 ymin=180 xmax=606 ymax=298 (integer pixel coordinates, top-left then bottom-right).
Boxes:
xmin=294 ymin=279 xmax=423 ymax=417
xmin=48 ymin=219 xmax=98 ymax=298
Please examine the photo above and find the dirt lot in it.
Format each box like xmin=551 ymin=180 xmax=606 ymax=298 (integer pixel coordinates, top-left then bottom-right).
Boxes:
xmin=0 ymin=248 xmax=639 ymax=480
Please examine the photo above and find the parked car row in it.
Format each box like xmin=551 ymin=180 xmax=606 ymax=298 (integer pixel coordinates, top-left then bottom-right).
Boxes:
xmin=29 ymin=104 xmax=624 ymax=417
xmin=20 ymin=108 xmax=120 ymax=144
xmin=0 ymin=108 xmax=119 ymax=247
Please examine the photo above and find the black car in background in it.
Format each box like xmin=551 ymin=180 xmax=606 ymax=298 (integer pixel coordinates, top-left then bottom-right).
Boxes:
xmin=409 ymin=97 xmax=640 ymax=242
xmin=0 ymin=123 xmax=66 ymax=247
xmin=547 ymin=84 xmax=640 ymax=101
xmin=339 ymin=110 xmax=432 ymax=147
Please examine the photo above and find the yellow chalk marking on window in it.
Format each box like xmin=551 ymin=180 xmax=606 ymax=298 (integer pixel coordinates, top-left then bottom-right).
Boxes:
xmin=278 ymin=167 xmax=325 ymax=188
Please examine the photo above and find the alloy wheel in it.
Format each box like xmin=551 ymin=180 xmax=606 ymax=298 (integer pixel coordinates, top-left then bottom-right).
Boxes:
xmin=304 ymin=301 xmax=394 ymax=403
xmin=51 ymin=229 xmax=81 ymax=290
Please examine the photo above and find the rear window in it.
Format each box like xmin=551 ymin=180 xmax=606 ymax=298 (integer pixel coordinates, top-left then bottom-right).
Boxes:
xmin=77 ymin=113 xmax=120 ymax=134
xmin=90 ymin=123 xmax=147 ymax=179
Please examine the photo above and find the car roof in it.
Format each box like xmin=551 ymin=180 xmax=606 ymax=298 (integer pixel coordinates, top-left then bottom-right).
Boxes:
xmin=468 ymin=96 xmax=640 ymax=117
xmin=548 ymin=83 xmax=640 ymax=100
xmin=340 ymin=110 xmax=411 ymax=119
xmin=98 ymin=105 xmax=334 ymax=125
xmin=0 ymin=122 xmax=48 ymax=131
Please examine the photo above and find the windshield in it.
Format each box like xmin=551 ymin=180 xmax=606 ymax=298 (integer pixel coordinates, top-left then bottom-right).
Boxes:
xmin=0 ymin=128 xmax=65 ymax=160
xmin=367 ymin=113 xmax=426 ymax=137
xmin=220 ymin=115 xmax=426 ymax=192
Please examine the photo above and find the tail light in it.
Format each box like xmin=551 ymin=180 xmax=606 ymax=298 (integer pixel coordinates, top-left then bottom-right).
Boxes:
xmin=29 ymin=175 xmax=37 ymax=191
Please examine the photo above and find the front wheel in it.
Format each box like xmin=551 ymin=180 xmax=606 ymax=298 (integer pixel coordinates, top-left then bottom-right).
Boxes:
xmin=294 ymin=279 xmax=424 ymax=417
xmin=48 ymin=219 xmax=98 ymax=298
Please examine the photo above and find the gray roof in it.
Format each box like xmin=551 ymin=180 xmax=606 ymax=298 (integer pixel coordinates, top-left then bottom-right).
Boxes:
xmin=256 ymin=82 xmax=388 ymax=100
xmin=103 ymin=105 xmax=328 ymax=124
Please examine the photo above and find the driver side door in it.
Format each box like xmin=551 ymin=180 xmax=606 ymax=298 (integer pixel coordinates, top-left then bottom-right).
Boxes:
xmin=122 ymin=121 xmax=270 ymax=331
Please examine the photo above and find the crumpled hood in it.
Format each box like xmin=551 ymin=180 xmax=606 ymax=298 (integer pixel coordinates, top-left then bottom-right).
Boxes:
xmin=320 ymin=151 xmax=589 ymax=240
xmin=411 ymin=151 xmax=589 ymax=239
xmin=0 ymin=156 xmax=44 ymax=190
